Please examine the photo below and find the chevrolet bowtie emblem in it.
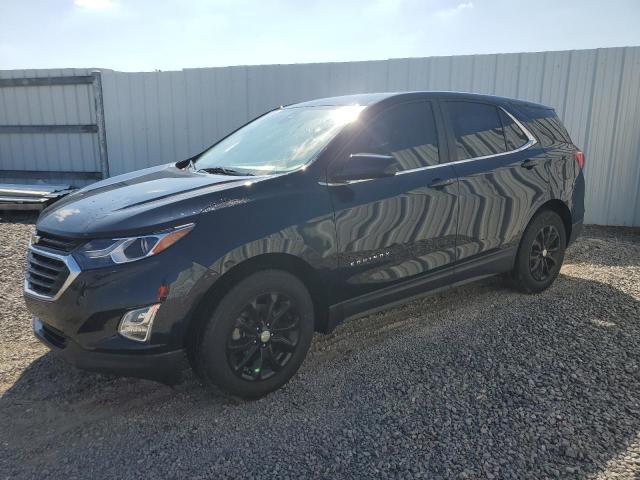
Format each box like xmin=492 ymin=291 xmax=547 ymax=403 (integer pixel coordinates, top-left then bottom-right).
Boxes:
xmin=31 ymin=234 xmax=41 ymax=245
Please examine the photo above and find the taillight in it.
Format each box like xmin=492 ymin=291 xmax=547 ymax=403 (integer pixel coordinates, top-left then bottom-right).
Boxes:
xmin=574 ymin=150 xmax=585 ymax=169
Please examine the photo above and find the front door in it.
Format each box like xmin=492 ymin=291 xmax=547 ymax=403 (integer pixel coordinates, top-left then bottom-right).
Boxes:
xmin=327 ymin=100 xmax=458 ymax=305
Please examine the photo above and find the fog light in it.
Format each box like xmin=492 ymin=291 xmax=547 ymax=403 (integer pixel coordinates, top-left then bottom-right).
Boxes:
xmin=118 ymin=304 xmax=160 ymax=342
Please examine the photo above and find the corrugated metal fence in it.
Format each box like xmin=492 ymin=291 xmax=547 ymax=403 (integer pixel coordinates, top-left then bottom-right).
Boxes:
xmin=1 ymin=47 xmax=639 ymax=225
xmin=0 ymin=68 xmax=110 ymax=185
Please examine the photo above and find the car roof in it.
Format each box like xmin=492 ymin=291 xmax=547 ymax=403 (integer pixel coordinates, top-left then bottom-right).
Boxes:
xmin=287 ymin=93 xmax=395 ymax=108
xmin=286 ymin=91 xmax=552 ymax=110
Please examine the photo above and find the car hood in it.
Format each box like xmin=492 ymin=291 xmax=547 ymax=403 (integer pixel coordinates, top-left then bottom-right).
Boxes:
xmin=37 ymin=163 xmax=261 ymax=237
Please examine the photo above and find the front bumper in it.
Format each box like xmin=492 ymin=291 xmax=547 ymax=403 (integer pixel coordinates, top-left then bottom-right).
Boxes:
xmin=24 ymin=237 xmax=214 ymax=350
xmin=34 ymin=317 xmax=189 ymax=384
xmin=23 ymin=239 xmax=215 ymax=384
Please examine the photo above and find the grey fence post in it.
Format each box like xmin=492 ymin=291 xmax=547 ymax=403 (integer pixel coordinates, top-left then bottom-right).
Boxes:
xmin=91 ymin=70 xmax=110 ymax=179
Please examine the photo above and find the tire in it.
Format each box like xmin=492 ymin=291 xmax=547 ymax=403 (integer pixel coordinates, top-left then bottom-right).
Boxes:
xmin=195 ymin=269 xmax=314 ymax=399
xmin=510 ymin=209 xmax=567 ymax=293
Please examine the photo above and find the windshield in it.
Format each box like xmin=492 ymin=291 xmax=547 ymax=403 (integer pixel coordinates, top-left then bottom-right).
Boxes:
xmin=194 ymin=105 xmax=365 ymax=175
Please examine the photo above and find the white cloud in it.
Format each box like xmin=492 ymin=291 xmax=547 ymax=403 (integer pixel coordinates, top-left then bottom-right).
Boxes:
xmin=74 ymin=0 xmax=117 ymax=10
xmin=436 ymin=1 xmax=473 ymax=18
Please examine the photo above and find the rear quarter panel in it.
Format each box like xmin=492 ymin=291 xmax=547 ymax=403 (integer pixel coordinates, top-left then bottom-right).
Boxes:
xmin=510 ymin=103 xmax=583 ymax=225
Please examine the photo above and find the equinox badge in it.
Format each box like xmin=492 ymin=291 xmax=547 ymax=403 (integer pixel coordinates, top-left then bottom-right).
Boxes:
xmin=349 ymin=251 xmax=391 ymax=267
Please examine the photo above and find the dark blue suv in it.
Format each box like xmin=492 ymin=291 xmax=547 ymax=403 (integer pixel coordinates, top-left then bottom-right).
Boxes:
xmin=24 ymin=92 xmax=585 ymax=398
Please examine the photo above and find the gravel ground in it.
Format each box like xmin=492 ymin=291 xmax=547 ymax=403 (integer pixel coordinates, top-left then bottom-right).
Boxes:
xmin=1 ymin=214 xmax=639 ymax=479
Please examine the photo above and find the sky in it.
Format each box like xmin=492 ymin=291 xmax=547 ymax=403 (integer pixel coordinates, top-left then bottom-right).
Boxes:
xmin=1 ymin=0 xmax=639 ymax=72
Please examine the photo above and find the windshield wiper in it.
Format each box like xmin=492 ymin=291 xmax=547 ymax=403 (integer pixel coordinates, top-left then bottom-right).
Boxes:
xmin=196 ymin=166 xmax=254 ymax=176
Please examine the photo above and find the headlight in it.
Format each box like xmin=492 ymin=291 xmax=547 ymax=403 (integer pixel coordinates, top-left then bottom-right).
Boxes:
xmin=74 ymin=223 xmax=194 ymax=269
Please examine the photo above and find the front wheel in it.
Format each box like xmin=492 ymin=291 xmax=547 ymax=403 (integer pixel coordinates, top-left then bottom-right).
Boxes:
xmin=195 ymin=270 xmax=314 ymax=399
xmin=510 ymin=210 xmax=567 ymax=293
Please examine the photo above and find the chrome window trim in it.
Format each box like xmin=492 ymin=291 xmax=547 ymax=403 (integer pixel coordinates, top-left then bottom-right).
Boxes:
xmin=319 ymin=178 xmax=374 ymax=186
xmin=395 ymin=164 xmax=447 ymax=175
xmin=24 ymin=245 xmax=81 ymax=302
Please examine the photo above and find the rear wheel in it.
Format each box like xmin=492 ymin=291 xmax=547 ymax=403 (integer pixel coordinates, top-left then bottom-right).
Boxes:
xmin=510 ymin=210 xmax=566 ymax=293
xmin=195 ymin=270 xmax=314 ymax=399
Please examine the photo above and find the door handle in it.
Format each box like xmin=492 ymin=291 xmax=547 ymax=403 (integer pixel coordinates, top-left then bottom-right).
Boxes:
xmin=429 ymin=178 xmax=455 ymax=189
xmin=520 ymin=159 xmax=539 ymax=169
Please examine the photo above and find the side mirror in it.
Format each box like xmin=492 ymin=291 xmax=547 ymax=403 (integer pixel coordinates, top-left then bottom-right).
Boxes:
xmin=332 ymin=153 xmax=399 ymax=183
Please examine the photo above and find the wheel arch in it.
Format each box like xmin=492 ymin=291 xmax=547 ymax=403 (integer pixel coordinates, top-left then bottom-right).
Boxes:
xmin=534 ymin=199 xmax=573 ymax=244
xmin=184 ymin=253 xmax=330 ymax=359
xmin=511 ymin=199 xmax=572 ymax=271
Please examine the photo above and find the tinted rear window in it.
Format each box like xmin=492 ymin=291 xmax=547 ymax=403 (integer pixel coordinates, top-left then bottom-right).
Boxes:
xmin=446 ymin=102 xmax=506 ymax=160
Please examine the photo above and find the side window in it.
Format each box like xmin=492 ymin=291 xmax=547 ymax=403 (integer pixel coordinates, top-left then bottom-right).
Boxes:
xmin=346 ymin=101 xmax=439 ymax=170
xmin=499 ymin=109 xmax=529 ymax=150
xmin=447 ymin=102 xmax=506 ymax=160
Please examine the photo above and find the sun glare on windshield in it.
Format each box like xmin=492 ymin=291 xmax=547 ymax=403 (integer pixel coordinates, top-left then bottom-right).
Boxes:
xmin=330 ymin=105 xmax=365 ymax=126
xmin=194 ymin=104 xmax=368 ymax=175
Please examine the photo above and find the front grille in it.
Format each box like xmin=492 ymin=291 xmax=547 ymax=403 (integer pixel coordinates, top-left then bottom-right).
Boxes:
xmin=34 ymin=231 xmax=82 ymax=253
xmin=26 ymin=249 xmax=70 ymax=298
xmin=40 ymin=322 xmax=67 ymax=349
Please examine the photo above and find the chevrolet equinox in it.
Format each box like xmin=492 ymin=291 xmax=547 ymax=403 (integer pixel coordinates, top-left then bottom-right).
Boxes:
xmin=24 ymin=92 xmax=585 ymax=398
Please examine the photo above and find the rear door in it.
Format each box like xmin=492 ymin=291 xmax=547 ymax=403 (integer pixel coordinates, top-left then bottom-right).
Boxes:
xmin=328 ymin=100 xmax=459 ymax=304
xmin=440 ymin=100 xmax=549 ymax=273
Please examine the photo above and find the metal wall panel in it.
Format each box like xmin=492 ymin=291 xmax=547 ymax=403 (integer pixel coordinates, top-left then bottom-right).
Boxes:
xmin=0 ymin=68 xmax=101 ymax=176
xmin=1 ymin=47 xmax=639 ymax=225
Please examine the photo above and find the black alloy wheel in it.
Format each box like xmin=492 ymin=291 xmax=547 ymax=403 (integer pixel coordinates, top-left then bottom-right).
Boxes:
xmin=195 ymin=269 xmax=314 ymax=399
xmin=529 ymin=225 xmax=561 ymax=281
xmin=510 ymin=209 xmax=567 ymax=293
xmin=226 ymin=292 xmax=301 ymax=382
